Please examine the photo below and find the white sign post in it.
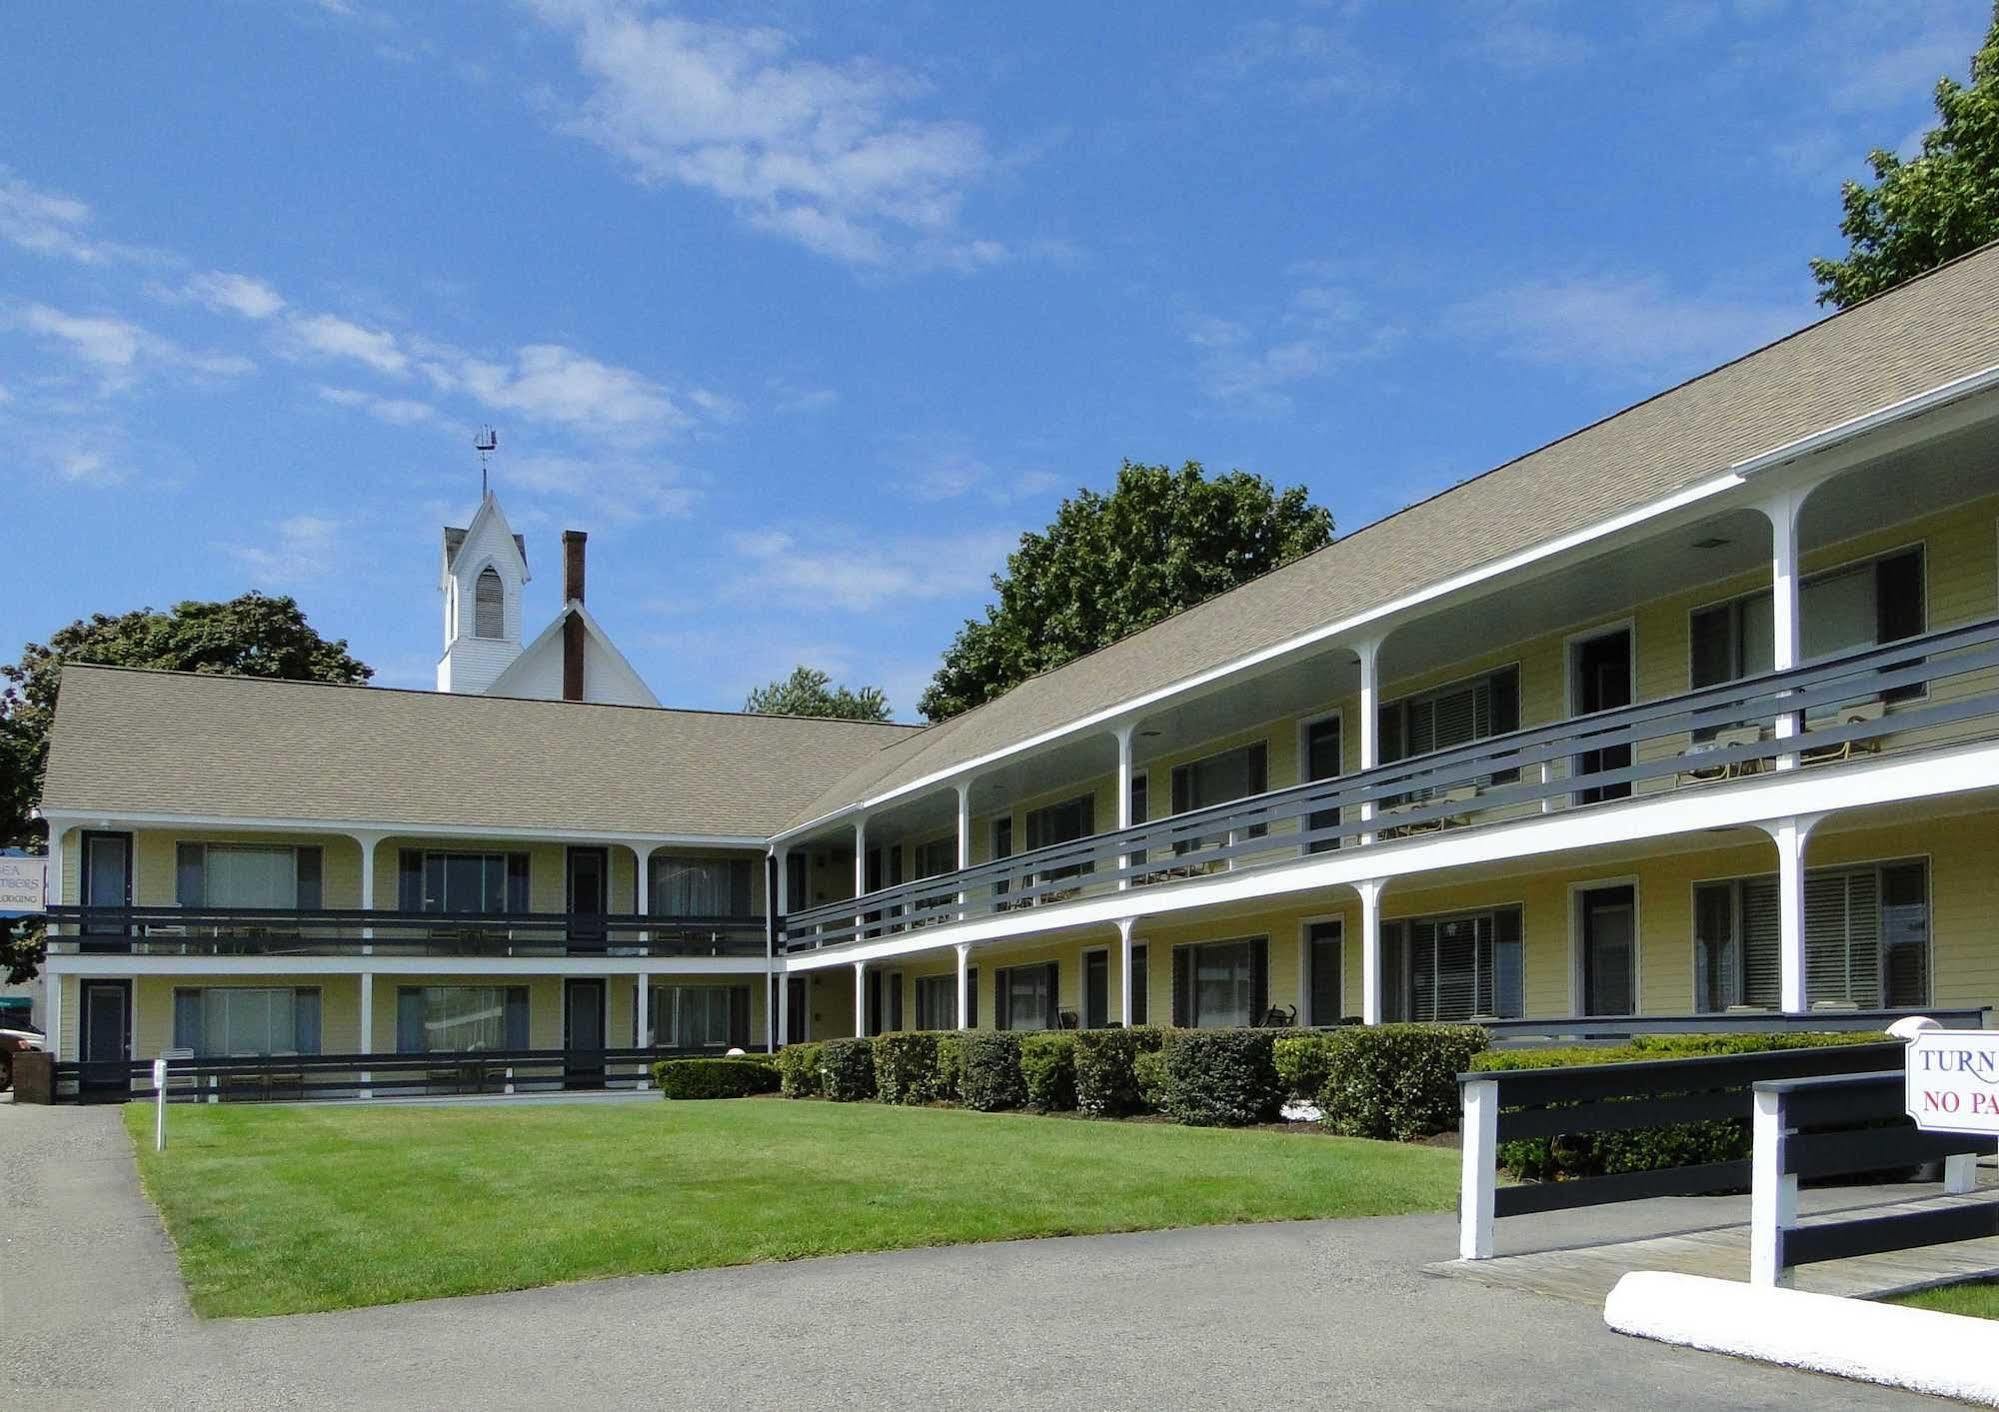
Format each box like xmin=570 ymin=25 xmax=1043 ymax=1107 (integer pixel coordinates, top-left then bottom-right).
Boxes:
xmin=153 ymin=1058 xmax=168 ymax=1151
xmin=0 ymin=855 xmax=46 ymax=914
xmin=1903 ymin=1026 xmax=1999 ymax=1136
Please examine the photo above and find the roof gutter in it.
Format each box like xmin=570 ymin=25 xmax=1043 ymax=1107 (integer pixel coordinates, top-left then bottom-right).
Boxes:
xmin=774 ymin=363 xmax=1999 ymax=843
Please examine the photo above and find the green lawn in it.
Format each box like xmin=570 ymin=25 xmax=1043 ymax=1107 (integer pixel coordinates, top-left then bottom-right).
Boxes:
xmin=124 ymin=1098 xmax=1458 ymax=1318
xmin=1890 ymin=1279 xmax=1999 ymax=1319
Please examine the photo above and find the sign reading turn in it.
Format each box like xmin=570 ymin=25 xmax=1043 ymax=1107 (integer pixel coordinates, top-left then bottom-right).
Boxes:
xmin=1905 ymin=1029 xmax=1999 ymax=1135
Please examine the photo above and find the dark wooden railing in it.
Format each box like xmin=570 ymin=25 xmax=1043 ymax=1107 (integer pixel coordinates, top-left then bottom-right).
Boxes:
xmin=56 ymin=1044 xmax=772 ymax=1103
xmin=1482 ymin=1009 xmax=1989 ymax=1047
xmin=784 ymin=618 xmax=1999 ymax=952
xmin=42 ymin=907 xmax=767 ymax=958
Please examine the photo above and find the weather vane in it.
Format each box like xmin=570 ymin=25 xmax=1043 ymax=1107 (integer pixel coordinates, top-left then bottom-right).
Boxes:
xmin=474 ymin=427 xmax=498 ymax=497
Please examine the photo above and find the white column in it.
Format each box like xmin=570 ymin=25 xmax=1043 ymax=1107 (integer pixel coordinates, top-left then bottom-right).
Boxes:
xmin=1458 ymin=1076 xmax=1499 ymax=1260
xmin=44 ymin=823 xmax=66 ymax=919
xmin=1750 ymin=1086 xmax=1798 ymax=1286
xmin=773 ymin=845 xmax=789 ymax=916
xmin=954 ymin=783 xmax=972 ymax=917
xmin=358 ymin=972 xmax=374 ymax=1098
xmin=636 ymin=845 xmax=651 ymax=917
xmin=1116 ymin=917 xmax=1136 ymax=1026
xmin=636 ymin=972 xmax=651 ymax=1049
xmin=1762 ymin=814 xmax=1824 ymax=1014
xmin=1356 ymin=639 xmax=1381 ymax=845
xmin=956 ymin=943 xmax=971 ymax=1030
xmin=1114 ymin=722 xmax=1136 ymax=889
xmin=1764 ymin=489 xmax=1803 ymax=770
xmin=853 ymin=960 xmax=867 ymax=1038
xmin=352 ymin=830 xmax=384 ymax=952
xmin=853 ymin=817 xmax=868 ymax=940
xmin=1356 ymin=877 xmax=1386 ymax=1026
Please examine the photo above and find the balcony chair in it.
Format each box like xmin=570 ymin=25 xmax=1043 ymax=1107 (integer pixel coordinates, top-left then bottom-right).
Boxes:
xmin=1798 ymin=698 xmax=1887 ymax=767
xmin=1376 ymin=784 xmax=1477 ymax=839
xmin=1675 ymin=723 xmax=1765 ymax=784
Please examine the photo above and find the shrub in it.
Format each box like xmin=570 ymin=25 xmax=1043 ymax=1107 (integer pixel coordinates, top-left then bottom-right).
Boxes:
xmin=1471 ymin=1031 xmax=1891 ymax=1180
xmin=1160 ymin=1028 xmax=1283 ymax=1127
xmin=960 ymin=1032 xmax=1026 ymax=1111
xmin=1317 ymin=1024 xmax=1488 ymax=1142
xmin=1020 ymin=1032 xmax=1078 ymax=1111
xmin=934 ymin=1034 xmax=967 ymax=1103
xmin=652 ymin=1058 xmax=780 ymax=1099
xmin=1134 ymin=1049 xmax=1169 ymax=1113
xmin=1273 ymin=1031 xmax=1341 ymax=1101
xmin=775 ymin=1043 xmax=824 ymax=1099
xmin=1073 ymin=1026 xmax=1163 ymax=1117
xmin=874 ymin=1032 xmax=944 ymax=1105
xmin=819 ymin=1038 xmax=878 ymax=1102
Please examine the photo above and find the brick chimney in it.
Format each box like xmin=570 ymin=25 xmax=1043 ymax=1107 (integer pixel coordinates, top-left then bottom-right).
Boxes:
xmin=561 ymin=530 xmax=586 ymax=701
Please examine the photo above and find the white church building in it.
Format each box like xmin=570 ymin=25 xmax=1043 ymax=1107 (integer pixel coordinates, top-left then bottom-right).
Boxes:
xmin=436 ymin=492 xmax=658 ymax=708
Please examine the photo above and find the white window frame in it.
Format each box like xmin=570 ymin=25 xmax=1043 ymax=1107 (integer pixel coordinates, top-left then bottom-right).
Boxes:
xmin=1567 ymin=877 xmax=1641 ymax=1019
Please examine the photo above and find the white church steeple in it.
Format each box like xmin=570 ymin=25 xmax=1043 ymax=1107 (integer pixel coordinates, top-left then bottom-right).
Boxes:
xmin=436 ymin=490 xmax=531 ymax=694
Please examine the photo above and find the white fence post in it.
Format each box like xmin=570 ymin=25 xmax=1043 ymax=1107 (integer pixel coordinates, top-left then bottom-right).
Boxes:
xmin=1459 ymin=1077 xmax=1498 ymax=1260
xmin=1750 ymin=1086 xmax=1797 ymax=1287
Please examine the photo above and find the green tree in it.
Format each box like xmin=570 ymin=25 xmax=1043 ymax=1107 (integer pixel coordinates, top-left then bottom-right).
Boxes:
xmin=1 ymin=592 xmax=371 ymax=983
xmin=1811 ymin=5 xmax=1999 ymax=308
xmin=918 ymin=461 xmax=1334 ymax=722
xmin=744 ymin=665 xmax=893 ymax=722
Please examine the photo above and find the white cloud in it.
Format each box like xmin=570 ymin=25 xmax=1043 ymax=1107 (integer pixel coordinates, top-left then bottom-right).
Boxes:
xmin=0 ymin=168 xmax=154 ymax=264
xmin=531 ymin=0 xmax=992 ymax=264
xmin=1460 ymin=3 xmax=1593 ymax=75
xmin=730 ymin=526 xmax=1014 ymax=612
xmin=1212 ymin=19 xmax=1402 ymax=105
xmin=1188 ymin=279 xmax=1400 ymax=414
xmin=498 ymin=451 xmax=700 ymax=521
xmin=288 ymin=312 xmax=409 ymax=374
xmin=888 ymin=443 xmax=1066 ymax=506
xmin=56 ymin=449 xmax=123 ymax=486
xmin=317 ymin=384 xmax=436 ymax=425
xmin=1448 ymin=273 xmax=1805 ymax=380
xmin=771 ymin=381 xmax=838 ymax=414
xmin=433 ymin=343 xmax=690 ymax=439
xmin=184 ymin=271 xmax=286 ymax=320
xmin=17 ymin=303 xmax=254 ymax=383
xmin=225 ymin=513 xmax=345 ymax=584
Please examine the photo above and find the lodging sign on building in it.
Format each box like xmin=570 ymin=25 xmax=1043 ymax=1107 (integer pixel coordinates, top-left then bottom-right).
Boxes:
xmin=1905 ymin=1029 xmax=1999 ymax=1136
xmin=0 ymin=854 xmax=46 ymax=915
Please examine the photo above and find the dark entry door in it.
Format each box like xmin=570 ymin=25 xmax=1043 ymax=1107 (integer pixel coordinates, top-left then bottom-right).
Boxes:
xmin=1084 ymin=950 xmax=1109 ymax=1028
xmin=1580 ymin=885 xmax=1637 ymax=1017
xmin=564 ymin=978 xmax=606 ymax=1088
xmin=1304 ymin=716 xmax=1343 ymax=853
xmin=786 ymin=977 xmax=807 ymax=1044
xmin=78 ymin=979 xmax=132 ymax=1101
xmin=1573 ymin=629 xmax=1633 ymax=804
xmin=567 ymin=847 xmax=608 ymax=949
xmin=81 ymin=831 xmax=132 ymax=947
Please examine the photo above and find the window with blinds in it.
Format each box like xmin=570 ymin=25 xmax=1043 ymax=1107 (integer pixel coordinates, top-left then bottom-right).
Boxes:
xmin=1693 ymin=860 xmax=1928 ymax=1011
xmin=915 ymin=974 xmax=957 ymax=1030
xmin=176 ymin=843 xmax=322 ymax=909
xmin=1382 ymin=907 xmax=1523 ymax=1022
xmin=1379 ymin=668 xmax=1520 ymax=790
xmin=399 ymin=851 xmax=531 ymax=914
xmin=1689 ymin=547 xmax=1924 ymax=700
xmin=650 ymin=856 xmax=755 ymax=917
xmin=173 ymin=987 xmax=321 ymax=1056
xmin=1171 ymin=742 xmax=1269 ymax=854
xmin=1025 ymin=795 xmax=1095 ymax=887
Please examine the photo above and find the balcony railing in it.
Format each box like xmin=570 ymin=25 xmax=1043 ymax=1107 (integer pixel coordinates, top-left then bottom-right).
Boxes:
xmin=42 ymin=907 xmax=767 ymax=958
xmin=782 ymin=617 xmax=1999 ymax=952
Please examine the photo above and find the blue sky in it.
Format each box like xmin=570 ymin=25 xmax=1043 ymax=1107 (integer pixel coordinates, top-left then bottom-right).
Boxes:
xmin=0 ymin=1 xmax=1987 ymax=719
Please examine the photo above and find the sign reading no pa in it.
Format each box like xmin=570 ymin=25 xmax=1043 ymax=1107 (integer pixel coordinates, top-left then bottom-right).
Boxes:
xmin=1906 ymin=1029 xmax=1999 ymax=1135
xmin=0 ymin=855 xmax=45 ymax=914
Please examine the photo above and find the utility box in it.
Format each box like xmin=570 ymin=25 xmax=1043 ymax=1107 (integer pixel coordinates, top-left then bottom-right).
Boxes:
xmin=12 ymin=1049 xmax=53 ymax=1104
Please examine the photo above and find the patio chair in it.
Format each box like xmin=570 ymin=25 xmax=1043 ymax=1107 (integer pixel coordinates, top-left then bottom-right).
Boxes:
xmin=1799 ymin=698 xmax=1887 ymax=767
xmin=1675 ymin=723 xmax=1764 ymax=784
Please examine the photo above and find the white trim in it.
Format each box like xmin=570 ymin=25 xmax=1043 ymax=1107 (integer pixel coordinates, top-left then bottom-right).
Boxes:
xmin=773 ymin=370 xmax=1999 ymax=843
xmin=34 ymin=808 xmax=763 ymax=850
xmin=1568 ymin=875 xmax=1641 ymax=1019
xmin=780 ymin=735 xmax=1999 ymax=972
xmin=49 ymin=953 xmax=769 ymax=977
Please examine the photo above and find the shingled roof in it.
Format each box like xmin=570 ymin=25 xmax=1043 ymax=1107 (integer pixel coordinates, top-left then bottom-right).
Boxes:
xmin=40 ymin=665 xmax=916 ymax=838
xmin=779 ymin=242 xmax=1999 ymax=831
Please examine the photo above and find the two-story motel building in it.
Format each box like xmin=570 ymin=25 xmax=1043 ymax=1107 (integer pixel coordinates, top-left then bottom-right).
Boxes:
xmin=33 ymin=245 xmax=1999 ymax=1097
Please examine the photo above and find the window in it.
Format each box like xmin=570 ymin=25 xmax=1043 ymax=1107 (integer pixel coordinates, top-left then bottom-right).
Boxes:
xmin=396 ymin=985 xmax=528 ymax=1053
xmin=1303 ymin=716 xmax=1342 ymax=854
xmin=1382 ymin=908 xmax=1524 ymax=1022
xmin=651 ymin=855 xmax=755 ymax=916
xmin=647 ymin=985 xmax=743 ymax=1048
xmin=176 ymin=843 xmax=322 ymax=909
xmin=1693 ymin=860 xmax=1929 ymax=1012
xmin=1024 ymin=795 xmax=1095 ymax=892
xmin=398 ymin=850 xmax=530 ymax=914
xmin=965 ymin=966 xmax=980 ymax=1029
xmin=910 ymin=838 xmax=958 ymax=922
xmin=916 ymin=974 xmax=957 ymax=1030
xmin=1171 ymin=937 xmax=1268 ymax=1028
xmin=1690 ymin=548 xmax=1924 ymax=696
xmin=1171 ymin=742 xmax=1269 ymax=854
xmin=1378 ymin=669 xmax=1520 ymax=787
xmin=1127 ymin=773 xmax=1149 ymax=870
xmin=173 ymin=987 xmax=321 ymax=1056
xmin=995 ymin=962 xmax=1058 ymax=1031
xmin=473 ymin=566 xmax=505 ymax=638
xmin=1306 ymin=921 xmax=1343 ymax=1025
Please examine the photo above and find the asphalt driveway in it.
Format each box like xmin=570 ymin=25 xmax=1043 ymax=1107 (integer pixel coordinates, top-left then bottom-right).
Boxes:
xmin=0 ymin=1103 xmax=1942 ymax=1410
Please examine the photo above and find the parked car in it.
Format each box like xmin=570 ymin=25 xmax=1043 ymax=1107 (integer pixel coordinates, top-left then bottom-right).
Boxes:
xmin=0 ymin=1027 xmax=44 ymax=1092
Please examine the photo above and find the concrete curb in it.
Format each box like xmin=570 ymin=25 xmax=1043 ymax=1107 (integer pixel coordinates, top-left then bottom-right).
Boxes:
xmin=1605 ymin=1271 xmax=1998 ymax=1405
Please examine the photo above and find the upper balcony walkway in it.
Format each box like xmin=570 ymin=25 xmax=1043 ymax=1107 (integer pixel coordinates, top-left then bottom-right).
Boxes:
xmin=780 ymin=617 xmax=1999 ymax=958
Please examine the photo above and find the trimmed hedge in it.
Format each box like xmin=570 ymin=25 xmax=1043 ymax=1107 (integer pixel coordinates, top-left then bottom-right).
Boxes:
xmin=775 ymin=1042 xmax=823 ymax=1099
xmin=934 ymin=1034 xmax=967 ymax=1103
xmin=1471 ymin=1031 xmax=1891 ymax=1180
xmin=875 ymin=1032 xmax=944 ymax=1105
xmin=1160 ymin=1028 xmax=1283 ymax=1127
xmin=960 ymin=1032 xmax=1026 ymax=1111
xmin=653 ymin=1057 xmax=780 ymax=1099
xmin=1020 ymin=1033 xmax=1078 ymax=1111
xmin=820 ymin=1038 xmax=878 ymax=1102
xmin=1134 ymin=1049 xmax=1169 ymax=1113
xmin=1074 ymin=1026 xmax=1163 ymax=1116
xmin=1273 ymin=1031 xmax=1340 ymax=1102
xmin=1318 ymin=1024 xmax=1489 ymax=1141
